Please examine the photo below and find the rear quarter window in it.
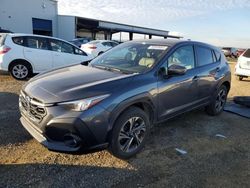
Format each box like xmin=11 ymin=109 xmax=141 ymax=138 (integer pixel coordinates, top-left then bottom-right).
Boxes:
xmin=12 ymin=37 xmax=25 ymax=46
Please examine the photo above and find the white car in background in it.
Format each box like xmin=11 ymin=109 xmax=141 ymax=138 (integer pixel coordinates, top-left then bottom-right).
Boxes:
xmin=81 ymin=40 xmax=119 ymax=57
xmin=0 ymin=33 xmax=93 ymax=80
xmin=235 ymin=49 xmax=250 ymax=81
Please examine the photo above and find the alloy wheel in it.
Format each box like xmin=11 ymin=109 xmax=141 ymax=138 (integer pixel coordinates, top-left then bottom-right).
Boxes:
xmin=215 ymin=89 xmax=226 ymax=112
xmin=12 ymin=64 xmax=28 ymax=79
xmin=118 ymin=117 xmax=146 ymax=153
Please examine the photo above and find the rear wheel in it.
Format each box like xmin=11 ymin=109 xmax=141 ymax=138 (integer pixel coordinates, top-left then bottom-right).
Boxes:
xmin=206 ymin=85 xmax=228 ymax=116
xmin=10 ymin=62 xmax=31 ymax=80
xmin=108 ymin=107 xmax=150 ymax=159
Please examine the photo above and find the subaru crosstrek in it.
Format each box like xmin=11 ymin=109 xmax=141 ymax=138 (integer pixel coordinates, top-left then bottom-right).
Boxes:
xmin=19 ymin=40 xmax=231 ymax=159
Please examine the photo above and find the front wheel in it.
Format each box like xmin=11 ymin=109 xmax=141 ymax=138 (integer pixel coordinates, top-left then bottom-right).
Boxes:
xmin=108 ymin=107 xmax=150 ymax=159
xmin=10 ymin=62 xmax=31 ymax=80
xmin=206 ymin=85 xmax=228 ymax=116
xmin=238 ymin=76 xmax=243 ymax=81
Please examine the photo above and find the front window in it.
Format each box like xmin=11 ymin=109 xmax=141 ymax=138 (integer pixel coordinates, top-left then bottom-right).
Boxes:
xmin=167 ymin=45 xmax=195 ymax=70
xmin=90 ymin=42 xmax=168 ymax=74
xmin=50 ymin=40 xmax=74 ymax=54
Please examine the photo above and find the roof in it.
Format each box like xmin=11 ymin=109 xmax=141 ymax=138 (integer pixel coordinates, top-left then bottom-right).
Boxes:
xmin=126 ymin=39 xmax=220 ymax=50
xmin=127 ymin=39 xmax=186 ymax=46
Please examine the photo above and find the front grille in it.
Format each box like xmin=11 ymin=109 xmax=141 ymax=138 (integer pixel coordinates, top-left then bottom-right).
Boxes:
xmin=19 ymin=91 xmax=47 ymax=123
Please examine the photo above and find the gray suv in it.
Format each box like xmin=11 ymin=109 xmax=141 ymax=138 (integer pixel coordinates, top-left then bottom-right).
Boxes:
xmin=19 ymin=39 xmax=231 ymax=159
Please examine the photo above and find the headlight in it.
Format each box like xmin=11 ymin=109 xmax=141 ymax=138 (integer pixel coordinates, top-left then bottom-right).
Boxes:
xmin=59 ymin=94 xmax=110 ymax=111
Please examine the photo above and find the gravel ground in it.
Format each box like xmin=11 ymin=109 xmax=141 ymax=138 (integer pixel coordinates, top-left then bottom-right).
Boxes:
xmin=0 ymin=62 xmax=249 ymax=187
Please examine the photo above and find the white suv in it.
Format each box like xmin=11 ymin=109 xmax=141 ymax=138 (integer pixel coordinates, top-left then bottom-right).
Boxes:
xmin=235 ymin=49 xmax=250 ymax=81
xmin=0 ymin=33 xmax=93 ymax=80
xmin=81 ymin=40 xmax=119 ymax=57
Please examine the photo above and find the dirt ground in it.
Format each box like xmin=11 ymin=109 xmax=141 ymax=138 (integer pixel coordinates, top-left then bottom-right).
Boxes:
xmin=0 ymin=62 xmax=249 ymax=188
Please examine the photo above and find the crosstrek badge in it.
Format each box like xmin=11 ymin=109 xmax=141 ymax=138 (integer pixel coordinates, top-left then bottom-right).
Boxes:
xmin=148 ymin=46 xmax=168 ymax=50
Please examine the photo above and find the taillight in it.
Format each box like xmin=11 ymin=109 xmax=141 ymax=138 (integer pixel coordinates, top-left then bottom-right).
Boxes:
xmin=88 ymin=45 xmax=97 ymax=49
xmin=0 ymin=46 xmax=11 ymax=55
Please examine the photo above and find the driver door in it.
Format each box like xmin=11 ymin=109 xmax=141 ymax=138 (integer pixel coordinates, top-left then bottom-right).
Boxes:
xmin=157 ymin=45 xmax=200 ymax=120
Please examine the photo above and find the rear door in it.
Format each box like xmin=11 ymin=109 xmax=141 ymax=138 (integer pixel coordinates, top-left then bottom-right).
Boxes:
xmin=194 ymin=45 xmax=221 ymax=103
xmin=23 ymin=36 xmax=52 ymax=72
xmin=49 ymin=39 xmax=89 ymax=69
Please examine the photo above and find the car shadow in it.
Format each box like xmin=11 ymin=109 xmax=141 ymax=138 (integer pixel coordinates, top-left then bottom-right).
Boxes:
xmin=0 ymin=92 xmax=32 ymax=146
xmin=0 ymin=163 xmax=135 ymax=187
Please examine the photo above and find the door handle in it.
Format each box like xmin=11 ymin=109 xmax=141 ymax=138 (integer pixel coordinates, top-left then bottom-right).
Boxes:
xmin=216 ymin=67 xmax=221 ymax=72
xmin=192 ymin=75 xmax=199 ymax=81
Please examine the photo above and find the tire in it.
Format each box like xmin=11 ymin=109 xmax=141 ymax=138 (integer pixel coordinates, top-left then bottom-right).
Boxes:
xmin=108 ymin=107 xmax=150 ymax=159
xmin=10 ymin=62 xmax=31 ymax=80
xmin=206 ymin=85 xmax=228 ymax=116
xmin=98 ymin=51 xmax=104 ymax=56
xmin=238 ymin=76 xmax=243 ymax=81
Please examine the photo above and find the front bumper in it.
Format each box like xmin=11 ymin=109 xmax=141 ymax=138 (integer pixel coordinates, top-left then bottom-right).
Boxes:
xmin=21 ymin=116 xmax=82 ymax=152
xmin=235 ymin=66 xmax=250 ymax=77
xmin=19 ymin=90 xmax=111 ymax=153
xmin=20 ymin=114 xmax=108 ymax=153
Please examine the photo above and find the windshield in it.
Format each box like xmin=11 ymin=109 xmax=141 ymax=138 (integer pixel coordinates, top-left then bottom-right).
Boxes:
xmin=90 ymin=42 xmax=168 ymax=74
xmin=242 ymin=49 xmax=250 ymax=58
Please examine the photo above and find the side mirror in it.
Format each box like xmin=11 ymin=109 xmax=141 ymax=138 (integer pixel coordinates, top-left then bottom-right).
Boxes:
xmin=168 ymin=64 xmax=187 ymax=75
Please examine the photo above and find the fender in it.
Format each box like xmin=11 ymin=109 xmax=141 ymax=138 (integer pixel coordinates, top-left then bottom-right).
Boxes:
xmin=108 ymin=92 xmax=157 ymax=132
xmin=215 ymin=68 xmax=231 ymax=91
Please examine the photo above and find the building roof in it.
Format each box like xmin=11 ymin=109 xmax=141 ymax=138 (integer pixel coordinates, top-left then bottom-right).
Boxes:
xmin=59 ymin=15 xmax=182 ymax=39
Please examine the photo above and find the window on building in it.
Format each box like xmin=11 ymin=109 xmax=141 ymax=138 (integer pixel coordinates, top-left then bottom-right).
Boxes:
xmin=32 ymin=18 xmax=52 ymax=36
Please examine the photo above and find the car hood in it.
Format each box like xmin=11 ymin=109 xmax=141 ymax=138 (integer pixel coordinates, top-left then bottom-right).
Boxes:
xmin=22 ymin=65 xmax=134 ymax=103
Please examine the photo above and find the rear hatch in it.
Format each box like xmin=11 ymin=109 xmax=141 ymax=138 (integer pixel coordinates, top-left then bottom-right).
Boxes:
xmin=238 ymin=49 xmax=250 ymax=70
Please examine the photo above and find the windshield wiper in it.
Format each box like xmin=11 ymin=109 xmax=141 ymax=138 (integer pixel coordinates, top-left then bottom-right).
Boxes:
xmin=92 ymin=65 xmax=130 ymax=74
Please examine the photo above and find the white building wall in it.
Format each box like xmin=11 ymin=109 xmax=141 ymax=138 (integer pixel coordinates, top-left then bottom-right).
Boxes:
xmin=0 ymin=0 xmax=58 ymax=36
xmin=57 ymin=15 xmax=75 ymax=40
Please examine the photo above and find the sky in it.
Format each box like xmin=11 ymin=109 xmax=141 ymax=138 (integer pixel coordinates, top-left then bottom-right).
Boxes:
xmin=58 ymin=0 xmax=250 ymax=48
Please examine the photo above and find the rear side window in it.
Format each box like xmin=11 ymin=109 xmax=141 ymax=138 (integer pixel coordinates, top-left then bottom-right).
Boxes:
xmin=242 ymin=49 xmax=250 ymax=58
xmin=74 ymin=48 xmax=87 ymax=56
xmin=111 ymin=42 xmax=118 ymax=47
xmin=196 ymin=46 xmax=214 ymax=66
xmin=0 ymin=34 xmax=6 ymax=46
xmin=12 ymin=37 xmax=24 ymax=46
xmin=26 ymin=37 xmax=48 ymax=50
xmin=102 ymin=42 xmax=112 ymax=47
